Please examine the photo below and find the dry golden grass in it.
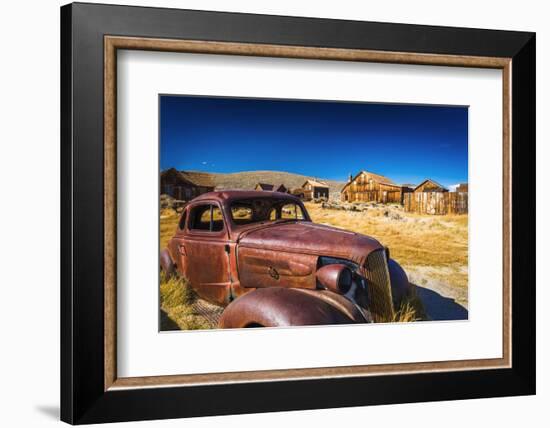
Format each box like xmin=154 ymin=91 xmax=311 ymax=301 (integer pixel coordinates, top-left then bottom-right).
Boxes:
xmin=161 ymin=203 xmax=468 ymax=270
xmin=159 ymin=272 xmax=210 ymax=331
xmin=159 ymin=201 xmax=468 ymax=325
xmin=305 ymin=203 xmax=467 ymax=267
xmin=304 ymin=202 xmax=468 ymax=295
xmin=393 ymin=301 xmax=420 ymax=323
xmin=393 ymin=290 xmax=427 ymax=322
xmin=160 ymin=210 xmax=179 ymax=250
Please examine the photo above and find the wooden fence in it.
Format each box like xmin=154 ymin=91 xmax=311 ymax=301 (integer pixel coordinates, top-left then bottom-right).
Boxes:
xmin=403 ymin=192 xmax=468 ymax=215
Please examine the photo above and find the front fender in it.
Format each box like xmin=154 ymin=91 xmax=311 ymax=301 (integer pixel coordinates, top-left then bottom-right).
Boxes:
xmin=219 ymin=287 xmax=368 ymax=328
xmin=388 ymin=258 xmax=412 ymax=305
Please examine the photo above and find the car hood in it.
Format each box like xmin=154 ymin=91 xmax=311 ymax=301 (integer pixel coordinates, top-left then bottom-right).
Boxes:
xmin=237 ymin=221 xmax=383 ymax=265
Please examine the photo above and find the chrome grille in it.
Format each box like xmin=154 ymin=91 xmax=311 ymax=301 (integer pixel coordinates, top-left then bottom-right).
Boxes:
xmin=363 ymin=250 xmax=394 ymax=322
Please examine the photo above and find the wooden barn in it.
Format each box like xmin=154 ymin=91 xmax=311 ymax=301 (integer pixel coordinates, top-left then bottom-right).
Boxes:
xmin=413 ymin=179 xmax=448 ymax=193
xmin=404 ymin=179 xmax=468 ymax=215
xmin=404 ymin=192 xmax=468 ymax=215
xmin=341 ymin=170 xmax=404 ymax=204
xmin=160 ymin=168 xmax=215 ymax=201
xmin=456 ymin=183 xmax=468 ymax=193
xmin=301 ymin=179 xmax=329 ymax=200
xmin=401 ymin=184 xmax=415 ymax=200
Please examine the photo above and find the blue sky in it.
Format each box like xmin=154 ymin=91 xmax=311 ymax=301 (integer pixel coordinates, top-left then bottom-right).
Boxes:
xmin=160 ymin=95 xmax=468 ymax=187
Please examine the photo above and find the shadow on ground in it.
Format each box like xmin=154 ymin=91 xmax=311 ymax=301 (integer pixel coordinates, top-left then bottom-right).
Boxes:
xmin=160 ymin=309 xmax=180 ymax=331
xmin=414 ymin=284 xmax=468 ymax=321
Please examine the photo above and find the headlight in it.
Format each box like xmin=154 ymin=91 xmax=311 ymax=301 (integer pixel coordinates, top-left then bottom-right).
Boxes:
xmin=316 ymin=264 xmax=353 ymax=294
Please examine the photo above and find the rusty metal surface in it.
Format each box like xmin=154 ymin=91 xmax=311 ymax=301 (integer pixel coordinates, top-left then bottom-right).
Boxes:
xmin=315 ymin=264 xmax=352 ymax=294
xmin=238 ymin=221 xmax=382 ymax=264
xmin=165 ymin=190 xmax=395 ymax=326
xmin=237 ymin=246 xmax=317 ymax=289
xmin=219 ymin=287 xmax=367 ymax=328
xmin=191 ymin=190 xmax=305 ymax=205
xmin=362 ymin=249 xmax=394 ymax=322
xmin=159 ymin=248 xmax=175 ymax=277
xmin=387 ymin=258 xmax=412 ymax=305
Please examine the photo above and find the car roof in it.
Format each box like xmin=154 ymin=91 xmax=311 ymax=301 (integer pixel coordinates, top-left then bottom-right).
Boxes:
xmin=191 ymin=190 xmax=302 ymax=204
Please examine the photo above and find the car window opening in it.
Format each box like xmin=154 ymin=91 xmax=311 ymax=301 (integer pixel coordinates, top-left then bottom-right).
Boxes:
xmin=189 ymin=204 xmax=224 ymax=232
xmin=230 ymin=198 xmax=306 ymax=226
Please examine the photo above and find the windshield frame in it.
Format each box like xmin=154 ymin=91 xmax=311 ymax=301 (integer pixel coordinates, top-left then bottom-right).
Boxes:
xmin=228 ymin=197 xmax=311 ymax=227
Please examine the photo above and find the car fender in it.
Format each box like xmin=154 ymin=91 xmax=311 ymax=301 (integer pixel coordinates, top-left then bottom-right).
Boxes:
xmin=218 ymin=287 xmax=368 ymax=328
xmin=388 ymin=258 xmax=411 ymax=305
xmin=160 ymin=248 xmax=175 ymax=278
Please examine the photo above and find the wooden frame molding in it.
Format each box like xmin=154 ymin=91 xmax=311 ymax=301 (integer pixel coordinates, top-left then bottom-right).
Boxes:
xmin=104 ymin=35 xmax=512 ymax=391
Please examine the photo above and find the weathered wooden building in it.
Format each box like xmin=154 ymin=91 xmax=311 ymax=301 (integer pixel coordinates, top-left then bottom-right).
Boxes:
xmin=160 ymin=168 xmax=215 ymax=201
xmin=291 ymin=188 xmax=306 ymax=199
xmin=401 ymin=184 xmax=415 ymax=201
xmin=275 ymin=184 xmax=289 ymax=193
xmin=404 ymin=192 xmax=468 ymax=215
xmin=341 ymin=170 xmax=404 ymax=203
xmin=254 ymin=183 xmax=274 ymax=191
xmin=301 ymin=179 xmax=329 ymax=200
xmin=456 ymin=183 xmax=468 ymax=193
xmin=413 ymin=179 xmax=448 ymax=193
xmin=404 ymin=179 xmax=468 ymax=215
xmin=254 ymin=183 xmax=289 ymax=193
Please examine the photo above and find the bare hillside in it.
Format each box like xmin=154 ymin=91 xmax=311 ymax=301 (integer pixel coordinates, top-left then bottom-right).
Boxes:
xmin=184 ymin=170 xmax=346 ymax=196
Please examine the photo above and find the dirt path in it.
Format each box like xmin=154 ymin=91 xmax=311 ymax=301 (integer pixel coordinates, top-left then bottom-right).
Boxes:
xmin=406 ymin=265 xmax=469 ymax=321
xmin=188 ymin=262 xmax=471 ymax=326
xmin=190 ymin=273 xmax=469 ymax=328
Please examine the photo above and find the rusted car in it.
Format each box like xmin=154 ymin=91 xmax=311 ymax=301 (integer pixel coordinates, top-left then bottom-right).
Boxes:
xmin=160 ymin=191 xmax=413 ymax=328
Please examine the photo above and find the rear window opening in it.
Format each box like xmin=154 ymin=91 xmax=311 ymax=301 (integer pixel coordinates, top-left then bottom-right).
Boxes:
xmin=189 ymin=204 xmax=224 ymax=232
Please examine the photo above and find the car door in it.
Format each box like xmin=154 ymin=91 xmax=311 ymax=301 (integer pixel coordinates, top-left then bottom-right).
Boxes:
xmin=182 ymin=202 xmax=231 ymax=305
